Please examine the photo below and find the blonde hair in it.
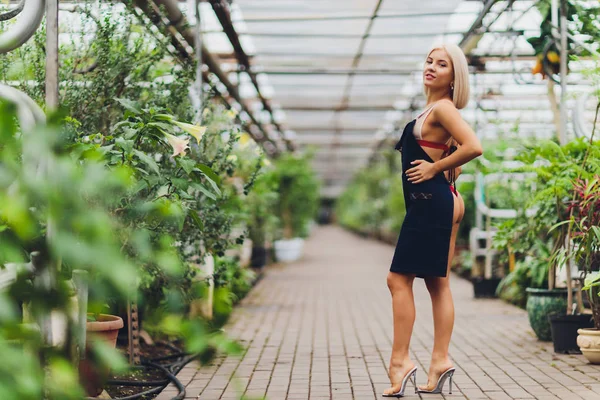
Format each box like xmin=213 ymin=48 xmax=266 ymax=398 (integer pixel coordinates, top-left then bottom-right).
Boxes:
xmin=423 ymin=43 xmax=470 ymax=109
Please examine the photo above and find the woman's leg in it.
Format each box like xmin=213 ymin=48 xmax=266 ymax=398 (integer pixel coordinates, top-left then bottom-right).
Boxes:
xmin=383 ymin=271 xmax=417 ymax=395
xmin=418 ymin=192 xmax=464 ymax=390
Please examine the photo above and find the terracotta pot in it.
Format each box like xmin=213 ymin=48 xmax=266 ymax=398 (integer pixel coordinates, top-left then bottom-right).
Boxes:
xmin=577 ymin=328 xmax=600 ymax=364
xmin=79 ymin=314 xmax=123 ymax=397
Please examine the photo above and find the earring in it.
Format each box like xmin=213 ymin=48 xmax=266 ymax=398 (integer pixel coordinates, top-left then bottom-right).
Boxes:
xmin=450 ymin=82 xmax=454 ymax=90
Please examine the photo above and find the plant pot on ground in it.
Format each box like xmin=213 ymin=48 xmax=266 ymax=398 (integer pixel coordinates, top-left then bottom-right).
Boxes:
xmin=578 ymin=275 xmax=600 ymax=363
xmin=246 ymin=173 xmax=280 ymax=267
xmin=266 ymin=153 xmax=319 ymax=263
xmin=549 ymin=313 xmax=594 ymax=354
xmin=526 ymin=287 xmax=578 ymax=342
xmin=472 ymin=276 xmax=502 ymax=298
xmin=79 ymin=314 xmax=124 ymax=397
xmin=578 ymin=328 xmax=600 ymax=363
xmin=274 ymin=237 xmax=305 ymax=263
xmin=250 ymin=246 xmax=267 ymax=268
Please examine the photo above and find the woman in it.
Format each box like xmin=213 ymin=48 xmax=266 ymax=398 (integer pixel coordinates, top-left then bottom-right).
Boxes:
xmin=382 ymin=43 xmax=483 ymax=397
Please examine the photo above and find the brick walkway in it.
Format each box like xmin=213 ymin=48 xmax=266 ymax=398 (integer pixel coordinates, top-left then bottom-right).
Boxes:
xmin=160 ymin=226 xmax=600 ymax=400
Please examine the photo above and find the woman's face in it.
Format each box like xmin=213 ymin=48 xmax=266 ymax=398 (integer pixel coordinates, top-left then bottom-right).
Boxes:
xmin=423 ymin=48 xmax=454 ymax=93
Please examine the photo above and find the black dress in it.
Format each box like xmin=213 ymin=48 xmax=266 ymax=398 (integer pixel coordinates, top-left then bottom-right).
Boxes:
xmin=389 ymin=119 xmax=454 ymax=278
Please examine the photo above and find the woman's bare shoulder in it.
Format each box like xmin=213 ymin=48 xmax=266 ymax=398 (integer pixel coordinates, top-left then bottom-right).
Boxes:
xmin=433 ymin=99 xmax=463 ymax=124
xmin=435 ymin=99 xmax=458 ymax=113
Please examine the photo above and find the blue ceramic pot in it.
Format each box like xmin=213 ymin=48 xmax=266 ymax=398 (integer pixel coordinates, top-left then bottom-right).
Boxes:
xmin=526 ymin=288 xmax=577 ymax=341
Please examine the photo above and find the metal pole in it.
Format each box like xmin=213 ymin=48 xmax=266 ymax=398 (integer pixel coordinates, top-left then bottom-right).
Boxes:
xmin=72 ymin=270 xmax=88 ymax=361
xmin=45 ymin=0 xmax=59 ymax=109
xmin=559 ymin=0 xmax=568 ymax=145
xmin=195 ymin=0 xmax=203 ymax=124
xmin=551 ymin=0 xmax=559 ymax=38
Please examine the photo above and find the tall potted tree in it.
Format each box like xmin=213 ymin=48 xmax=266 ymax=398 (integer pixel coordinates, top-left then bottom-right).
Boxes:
xmin=267 ymin=153 xmax=320 ymax=263
xmin=247 ymin=173 xmax=280 ymax=268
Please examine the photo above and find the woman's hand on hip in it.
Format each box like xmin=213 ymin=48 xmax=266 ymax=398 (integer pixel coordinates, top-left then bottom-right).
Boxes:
xmin=406 ymin=160 xmax=439 ymax=183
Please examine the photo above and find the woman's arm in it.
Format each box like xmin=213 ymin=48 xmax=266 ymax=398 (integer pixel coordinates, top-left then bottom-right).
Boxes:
xmin=431 ymin=100 xmax=482 ymax=173
xmin=406 ymin=100 xmax=481 ymax=184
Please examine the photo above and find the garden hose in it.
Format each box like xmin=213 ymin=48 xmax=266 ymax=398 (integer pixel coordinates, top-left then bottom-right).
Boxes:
xmin=85 ymin=344 xmax=196 ymax=400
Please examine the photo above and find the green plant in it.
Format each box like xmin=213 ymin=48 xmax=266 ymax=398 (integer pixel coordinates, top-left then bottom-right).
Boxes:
xmin=493 ymin=137 xmax=600 ymax=287
xmin=246 ymin=172 xmax=280 ymax=246
xmin=582 ymin=271 xmax=600 ymax=329
xmin=495 ymin=240 xmax=551 ymax=308
xmin=0 ymin=4 xmax=198 ymax=134
xmin=336 ymin=147 xmax=404 ymax=237
xmin=266 ymin=153 xmax=320 ymax=239
xmin=0 ymin=104 xmax=210 ymax=398
xmin=559 ymin=176 xmax=600 ymax=328
xmin=566 ymin=177 xmax=600 ymax=269
xmin=0 ymin=3 xmax=266 ymax=396
xmin=527 ymin=1 xmax=600 ymax=79
xmin=213 ymin=256 xmax=256 ymax=303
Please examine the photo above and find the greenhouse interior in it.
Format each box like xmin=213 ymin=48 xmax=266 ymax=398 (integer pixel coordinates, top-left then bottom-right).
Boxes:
xmin=1 ymin=0 xmax=600 ymax=399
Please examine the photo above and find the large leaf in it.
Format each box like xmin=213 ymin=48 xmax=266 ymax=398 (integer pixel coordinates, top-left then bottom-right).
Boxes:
xmin=190 ymin=182 xmax=216 ymax=201
xmin=114 ymin=98 xmax=142 ymax=114
xmin=147 ymin=122 xmax=175 ymax=134
xmin=583 ymin=271 xmax=600 ymax=290
xmin=178 ymin=158 xmax=196 ymax=175
xmin=133 ymin=149 xmax=160 ymax=176
xmin=592 ymin=226 xmax=600 ymax=242
xmin=190 ymin=210 xmax=204 ymax=229
xmin=194 ymin=165 xmax=221 ymax=196
xmin=114 ymin=137 xmax=133 ymax=154
xmin=548 ymin=219 xmax=571 ymax=233
xmin=195 ymin=163 xmax=220 ymax=185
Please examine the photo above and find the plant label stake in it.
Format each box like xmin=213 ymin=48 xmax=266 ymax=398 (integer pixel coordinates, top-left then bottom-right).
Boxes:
xmin=128 ymin=300 xmax=141 ymax=365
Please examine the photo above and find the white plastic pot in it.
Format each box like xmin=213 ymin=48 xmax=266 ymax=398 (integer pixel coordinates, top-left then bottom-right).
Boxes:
xmin=274 ymin=238 xmax=304 ymax=263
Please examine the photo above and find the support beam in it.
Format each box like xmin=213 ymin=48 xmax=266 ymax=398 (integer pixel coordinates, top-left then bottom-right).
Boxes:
xmin=291 ymin=127 xmax=380 ymax=132
xmin=210 ymin=29 xmax=524 ymax=39
xmin=130 ymin=0 xmax=281 ymax=154
xmin=244 ymin=51 xmax=537 ymax=59
xmin=208 ymin=0 xmax=293 ymax=151
xmin=240 ymin=10 xmax=476 ymax=23
xmin=459 ymin=0 xmax=498 ymax=53
xmin=45 ymin=0 xmax=59 ymax=109
xmin=255 ymin=69 xmax=413 ymax=76
xmin=283 ymin=105 xmax=394 ymax=111
xmin=559 ymin=0 xmax=567 ymax=145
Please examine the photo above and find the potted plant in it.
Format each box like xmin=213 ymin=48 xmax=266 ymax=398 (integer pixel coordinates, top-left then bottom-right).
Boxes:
xmin=495 ymin=239 xmax=549 ymax=309
xmin=267 ymin=153 xmax=320 ymax=263
xmin=566 ymin=176 xmax=600 ymax=361
xmin=543 ymin=176 xmax=597 ymax=354
xmin=579 ymin=271 xmax=600 ymax=362
xmin=246 ymin=173 xmax=279 ymax=268
xmin=493 ymin=136 xmax=598 ymax=342
xmin=521 ymin=241 xmax=579 ymax=343
xmin=79 ymin=313 xmax=124 ymax=397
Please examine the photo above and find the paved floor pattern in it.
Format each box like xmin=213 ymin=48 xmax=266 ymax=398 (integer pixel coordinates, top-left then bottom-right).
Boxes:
xmin=158 ymin=226 xmax=600 ymax=400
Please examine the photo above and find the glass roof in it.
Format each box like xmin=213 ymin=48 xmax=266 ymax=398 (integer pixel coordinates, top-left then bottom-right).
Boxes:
xmin=58 ymin=0 xmax=600 ymax=196
xmin=215 ymin=0 xmax=598 ymax=196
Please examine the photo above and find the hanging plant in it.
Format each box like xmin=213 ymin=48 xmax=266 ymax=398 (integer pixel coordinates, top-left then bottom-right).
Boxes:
xmin=527 ymin=0 xmax=600 ymax=79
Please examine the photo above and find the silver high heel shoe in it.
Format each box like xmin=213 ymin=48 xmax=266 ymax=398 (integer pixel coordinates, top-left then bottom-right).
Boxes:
xmin=417 ymin=367 xmax=455 ymax=394
xmin=382 ymin=366 xmax=418 ymax=397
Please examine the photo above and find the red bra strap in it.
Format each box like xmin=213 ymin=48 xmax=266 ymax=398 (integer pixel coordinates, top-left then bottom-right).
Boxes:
xmin=417 ymin=139 xmax=449 ymax=151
